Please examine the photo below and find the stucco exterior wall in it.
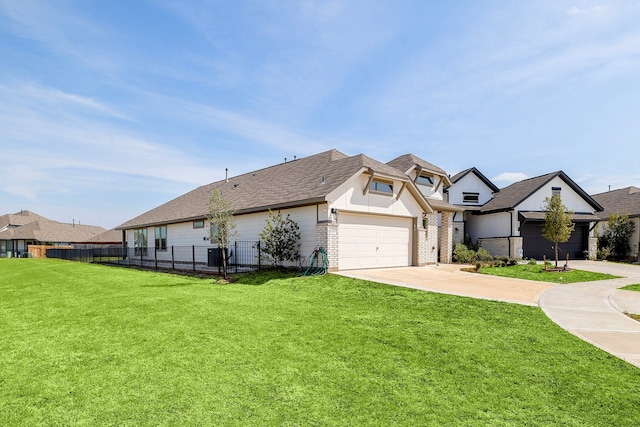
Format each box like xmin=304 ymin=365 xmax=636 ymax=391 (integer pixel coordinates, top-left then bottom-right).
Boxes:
xmin=447 ymin=172 xmax=495 ymax=206
xmin=466 ymin=211 xmax=512 ymax=242
xmin=517 ymin=177 xmax=595 ymax=213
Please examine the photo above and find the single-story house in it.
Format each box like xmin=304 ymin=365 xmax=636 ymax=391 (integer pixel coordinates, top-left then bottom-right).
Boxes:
xmin=0 ymin=210 xmax=106 ymax=257
xmin=445 ymin=167 xmax=500 ymax=245
xmin=448 ymin=170 xmax=602 ymax=260
xmin=591 ymin=186 xmax=640 ymax=259
xmin=116 ymin=149 xmax=462 ymax=271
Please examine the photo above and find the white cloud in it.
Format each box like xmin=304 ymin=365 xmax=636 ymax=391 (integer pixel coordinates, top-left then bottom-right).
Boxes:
xmin=492 ymin=172 xmax=529 ymax=185
xmin=0 ymin=0 xmax=118 ymax=71
xmin=567 ymin=6 xmax=607 ymax=16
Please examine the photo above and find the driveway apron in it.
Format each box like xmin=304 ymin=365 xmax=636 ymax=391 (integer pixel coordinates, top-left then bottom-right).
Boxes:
xmin=539 ymin=261 xmax=640 ymax=368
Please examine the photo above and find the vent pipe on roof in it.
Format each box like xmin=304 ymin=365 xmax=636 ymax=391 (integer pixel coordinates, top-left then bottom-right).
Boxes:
xmin=225 ymin=168 xmax=228 ymax=183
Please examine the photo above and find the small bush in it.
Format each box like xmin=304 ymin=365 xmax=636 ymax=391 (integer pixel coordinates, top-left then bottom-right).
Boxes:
xmin=528 ymin=258 xmax=537 ymax=265
xmin=476 ymin=247 xmax=493 ymax=262
xmin=453 ymin=243 xmax=477 ymax=264
xmin=597 ymin=246 xmax=611 ymax=261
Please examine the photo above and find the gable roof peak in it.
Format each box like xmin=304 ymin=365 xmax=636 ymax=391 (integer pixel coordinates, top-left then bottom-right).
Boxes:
xmin=449 ymin=167 xmax=499 ymax=192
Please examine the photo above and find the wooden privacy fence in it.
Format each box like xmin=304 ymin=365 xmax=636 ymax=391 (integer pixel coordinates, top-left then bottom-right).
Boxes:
xmin=28 ymin=245 xmax=73 ymax=258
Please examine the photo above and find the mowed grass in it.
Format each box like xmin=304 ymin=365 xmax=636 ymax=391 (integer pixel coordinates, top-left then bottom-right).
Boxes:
xmin=479 ymin=263 xmax=619 ymax=284
xmin=622 ymin=284 xmax=640 ymax=292
xmin=1 ymin=260 xmax=639 ymax=426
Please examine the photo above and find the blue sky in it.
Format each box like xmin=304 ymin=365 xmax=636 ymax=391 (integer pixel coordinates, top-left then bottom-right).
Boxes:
xmin=1 ymin=1 xmax=639 ymax=229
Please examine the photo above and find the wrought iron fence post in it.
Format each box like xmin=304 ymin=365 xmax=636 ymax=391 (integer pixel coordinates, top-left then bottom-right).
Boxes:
xmin=154 ymin=246 xmax=158 ymax=270
xmin=192 ymin=245 xmax=196 ymax=271
xmin=258 ymin=240 xmax=261 ymax=270
xmin=171 ymin=246 xmax=175 ymax=270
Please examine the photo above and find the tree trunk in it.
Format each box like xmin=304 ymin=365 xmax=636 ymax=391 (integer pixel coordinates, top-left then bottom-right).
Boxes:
xmin=554 ymin=242 xmax=559 ymax=267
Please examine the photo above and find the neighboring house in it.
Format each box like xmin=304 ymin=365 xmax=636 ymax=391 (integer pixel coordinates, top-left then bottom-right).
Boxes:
xmin=79 ymin=228 xmax=125 ymax=247
xmin=445 ymin=167 xmax=500 ymax=244
xmin=0 ymin=210 xmax=106 ymax=257
xmin=452 ymin=171 xmax=602 ymax=260
xmin=591 ymin=186 xmax=640 ymax=259
xmin=117 ymin=149 xmax=460 ymax=271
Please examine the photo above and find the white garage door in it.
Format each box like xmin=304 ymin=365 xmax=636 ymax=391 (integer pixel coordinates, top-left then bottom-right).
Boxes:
xmin=338 ymin=213 xmax=412 ymax=270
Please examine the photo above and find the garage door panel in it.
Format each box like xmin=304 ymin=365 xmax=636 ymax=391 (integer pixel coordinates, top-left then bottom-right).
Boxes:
xmin=521 ymin=223 xmax=587 ymax=260
xmin=338 ymin=213 xmax=412 ymax=270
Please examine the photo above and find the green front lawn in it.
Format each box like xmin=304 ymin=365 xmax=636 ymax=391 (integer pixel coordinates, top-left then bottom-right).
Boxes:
xmin=1 ymin=259 xmax=639 ymax=425
xmin=479 ymin=263 xmax=620 ymax=283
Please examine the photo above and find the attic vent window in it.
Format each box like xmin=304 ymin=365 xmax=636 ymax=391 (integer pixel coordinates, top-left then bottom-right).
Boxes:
xmin=552 ymin=187 xmax=561 ymax=196
xmin=416 ymin=175 xmax=434 ymax=186
xmin=463 ymin=192 xmax=479 ymax=204
xmin=370 ymin=179 xmax=393 ymax=194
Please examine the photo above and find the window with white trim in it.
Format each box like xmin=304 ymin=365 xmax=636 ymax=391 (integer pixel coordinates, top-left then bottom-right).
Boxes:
xmin=134 ymin=228 xmax=147 ymax=256
xmin=193 ymin=220 xmax=204 ymax=229
xmin=370 ymin=179 xmax=393 ymax=194
xmin=155 ymin=225 xmax=167 ymax=251
xmin=552 ymin=187 xmax=561 ymax=197
xmin=416 ymin=175 xmax=434 ymax=186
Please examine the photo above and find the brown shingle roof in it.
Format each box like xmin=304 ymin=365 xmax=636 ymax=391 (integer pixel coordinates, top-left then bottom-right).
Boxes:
xmin=387 ymin=154 xmax=447 ymax=176
xmin=117 ymin=149 xmax=419 ymax=230
xmin=81 ymin=228 xmax=123 ymax=244
xmin=0 ymin=218 xmax=106 ymax=242
xmin=591 ymin=186 xmax=640 ymax=220
xmin=478 ymin=171 xmax=602 ymax=214
xmin=0 ymin=210 xmax=46 ymax=230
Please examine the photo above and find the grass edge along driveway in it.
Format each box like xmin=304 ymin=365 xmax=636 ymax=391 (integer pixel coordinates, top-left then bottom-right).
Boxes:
xmin=1 ymin=259 xmax=639 ymax=426
xmin=479 ymin=263 xmax=620 ymax=284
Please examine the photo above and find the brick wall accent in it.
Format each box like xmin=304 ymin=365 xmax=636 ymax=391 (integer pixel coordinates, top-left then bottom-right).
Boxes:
xmin=417 ymin=212 xmax=438 ymax=265
xmin=439 ymin=211 xmax=454 ymax=263
xmin=316 ymin=221 xmax=339 ymax=271
xmin=478 ymin=238 xmax=509 ymax=257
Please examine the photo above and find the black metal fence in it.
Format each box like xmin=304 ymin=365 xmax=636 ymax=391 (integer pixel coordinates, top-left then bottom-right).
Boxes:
xmin=46 ymin=241 xmax=262 ymax=274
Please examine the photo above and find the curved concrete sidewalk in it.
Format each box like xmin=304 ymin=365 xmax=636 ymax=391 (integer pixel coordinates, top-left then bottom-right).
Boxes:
xmin=336 ymin=261 xmax=640 ymax=368
xmin=539 ymin=261 xmax=640 ymax=368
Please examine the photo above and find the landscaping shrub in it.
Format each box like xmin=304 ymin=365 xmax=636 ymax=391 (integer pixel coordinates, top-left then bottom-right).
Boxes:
xmin=453 ymin=243 xmax=476 ymax=264
xmin=476 ymin=247 xmax=493 ymax=262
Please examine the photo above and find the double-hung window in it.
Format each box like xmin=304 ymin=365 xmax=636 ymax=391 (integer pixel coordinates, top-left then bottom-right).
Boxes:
xmin=155 ymin=225 xmax=167 ymax=251
xmin=134 ymin=228 xmax=147 ymax=256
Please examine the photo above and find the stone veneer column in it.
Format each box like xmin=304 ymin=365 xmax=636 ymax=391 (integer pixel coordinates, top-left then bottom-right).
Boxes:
xmin=509 ymin=236 xmax=523 ymax=260
xmin=316 ymin=221 xmax=339 ymax=271
xmin=588 ymin=237 xmax=597 ymax=260
xmin=439 ymin=211 xmax=454 ymax=264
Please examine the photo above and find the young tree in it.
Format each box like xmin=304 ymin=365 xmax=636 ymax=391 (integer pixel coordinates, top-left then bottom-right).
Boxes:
xmin=207 ymin=189 xmax=237 ymax=278
xmin=599 ymin=213 xmax=635 ymax=260
xmin=542 ymin=194 xmax=575 ymax=267
xmin=259 ymin=210 xmax=301 ymax=268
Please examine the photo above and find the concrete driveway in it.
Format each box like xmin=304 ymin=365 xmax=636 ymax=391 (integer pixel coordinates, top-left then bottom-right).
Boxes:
xmin=335 ymin=263 xmax=554 ymax=306
xmin=539 ymin=260 xmax=640 ymax=368
xmin=335 ymin=261 xmax=640 ymax=368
